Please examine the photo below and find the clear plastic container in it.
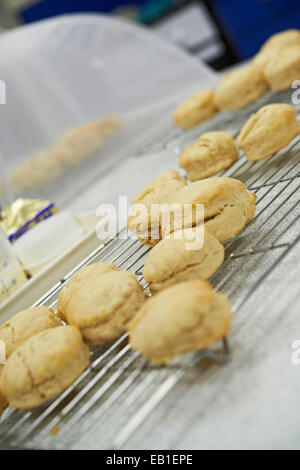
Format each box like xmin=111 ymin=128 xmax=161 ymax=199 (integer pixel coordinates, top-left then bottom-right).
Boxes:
xmin=0 ymin=14 xmax=216 ymax=208
xmin=0 ymin=225 xmax=27 ymax=303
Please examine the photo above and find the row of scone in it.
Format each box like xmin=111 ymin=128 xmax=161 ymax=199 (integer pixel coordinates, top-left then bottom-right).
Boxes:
xmin=179 ymin=103 xmax=300 ymax=181
xmin=0 ymin=177 xmax=257 ymax=412
xmin=9 ymin=114 xmax=122 ymax=194
xmin=0 ymin=273 xmax=232 ymax=410
xmin=0 ymin=177 xmax=257 ymax=413
xmin=173 ymin=29 xmax=300 ymax=129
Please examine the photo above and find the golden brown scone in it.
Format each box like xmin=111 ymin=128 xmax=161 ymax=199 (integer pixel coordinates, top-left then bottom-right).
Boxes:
xmin=0 ymin=326 xmax=89 ymax=409
xmin=254 ymin=29 xmax=300 ymax=69
xmin=173 ymin=90 xmax=217 ymax=130
xmin=179 ymin=131 xmax=239 ymax=181
xmin=57 ymin=263 xmax=117 ymax=323
xmin=161 ymin=177 xmax=256 ymax=243
xmin=253 ymin=30 xmax=300 ymax=90
xmin=130 ymin=171 xmax=186 ymax=207
xmin=214 ymin=64 xmax=268 ymax=112
xmin=263 ymin=46 xmax=300 ymax=91
xmin=143 ymin=228 xmax=224 ymax=293
xmin=237 ymin=104 xmax=300 ymax=161
xmin=0 ymin=306 xmax=62 ymax=360
xmin=57 ymin=263 xmax=145 ymax=345
xmin=260 ymin=29 xmax=300 ymax=50
xmin=127 ymin=171 xmax=186 ymax=247
xmin=0 ymin=306 xmax=61 ymax=415
xmin=128 ymin=280 xmax=232 ymax=365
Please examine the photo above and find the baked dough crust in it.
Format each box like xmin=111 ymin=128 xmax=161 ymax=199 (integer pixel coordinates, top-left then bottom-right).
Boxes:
xmin=173 ymin=90 xmax=217 ymax=130
xmin=162 ymin=177 xmax=256 ymax=243
xmin=179 ymin=131 xmax=239 ymax=181
xmin=263 ymin=46 xmax=300 ymax=91
xmin=254 ymin=29 xmax=300 ymax=67
xmin=0 ymin=306 xmax=61 ymax=415
xmin=0 ymin=326 xmax=90 ymax=409
xmin=128 ymin=280 xmax=232 ymax=365
xmin=127 ymin=171 xmax=186 ymax=247
xmin=0 ymin=306 xmax=61 ymax=359
xmin=57 ymin=263 xmax=145 ymax=345
xmin=253 ymin=30 xmax=300 ymax=90
xmin=237 ymin=104 xmax=300 ymax=161
xmin=214 ymin=64 xmax=268 ymax=112
xmin=143 ymin=228 xmax=224 ymax=293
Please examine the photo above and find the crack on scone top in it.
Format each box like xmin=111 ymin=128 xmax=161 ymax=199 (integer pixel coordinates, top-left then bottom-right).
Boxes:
xmin=164 ymin=202 xmax=236 ymax=240
xmin=150 ymin=256 xmax=209 ymax=288
xmin=16 ymin=346 xmax=56 ymax=402
xmin=10 ymin=325 xmax=16 ymax=346
xmin=141 ymin=202 xmax=237 ymax=243
xmin=149 ymin=248 xmax=222 ymax=289
xmin=82 ymin=286 xmax=140 ymax=334
xmin=203 ymin=203 xmax=235 ymax=224
xmin=18 ymin=350 xmax=35 ymax=390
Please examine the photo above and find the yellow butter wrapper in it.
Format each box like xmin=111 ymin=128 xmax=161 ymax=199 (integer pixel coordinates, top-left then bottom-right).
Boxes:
xmin=0 ymin=199 xmax=58 ymax=242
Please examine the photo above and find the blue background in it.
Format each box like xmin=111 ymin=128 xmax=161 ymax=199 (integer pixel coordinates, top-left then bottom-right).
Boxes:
xmin=20 ymin=0 xmax=300 ymax=59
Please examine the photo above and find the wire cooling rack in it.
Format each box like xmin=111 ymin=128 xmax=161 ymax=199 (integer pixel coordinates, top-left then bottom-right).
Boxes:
xmin=0 ymin=89 xmax=299 ymax=450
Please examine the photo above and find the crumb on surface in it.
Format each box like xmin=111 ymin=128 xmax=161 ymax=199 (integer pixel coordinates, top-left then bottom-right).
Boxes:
xmin=50 ymin=425 xmax=60 ymax=436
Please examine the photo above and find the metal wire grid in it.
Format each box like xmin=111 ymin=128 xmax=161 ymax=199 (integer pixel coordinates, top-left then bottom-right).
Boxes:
xmin=0 ymin=96 xmax=299 ymax=450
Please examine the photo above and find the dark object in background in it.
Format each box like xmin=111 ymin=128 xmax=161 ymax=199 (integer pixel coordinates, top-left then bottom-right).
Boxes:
xmin=212 ymin=0 xmax=300 ymax=59
xmin=149 ymin=1 xmax=238 ymax=70
xmin=17 ymin=0 xmax=300 ymax=69
xmin=19 ymin=0 xmax=239 ymax=69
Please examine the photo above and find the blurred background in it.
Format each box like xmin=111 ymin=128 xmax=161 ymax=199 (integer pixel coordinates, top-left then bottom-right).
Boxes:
xmin=1 ymin=0 xmax=300 ymax=70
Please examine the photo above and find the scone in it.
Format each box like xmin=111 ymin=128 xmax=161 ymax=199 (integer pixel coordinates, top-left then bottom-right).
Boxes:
xmin=10 ymin=115 xmax=122 ymax=194
xmin=161 ymin=177 xmax=256 ymax=243
xmin=179 ymin=131 xmax=239 ymax=181
xmin=0 ymin=306 xmax=62 ymax=360
xmin=237 ymin=104 xmax=300 ymax=161
xmin=57 ymin=262 xmax=117 ymax=323
xmin=128 ymin=280 xmax=232 ymax=365
xmin=263 ymin=46 xmax=300 ymax=91
xmin=57 ymin=263 xmax=145 ymax=345
xmin=254 ymin=29 xmax=300 ymax=69
xmin=127 ymin=171 xmax=186 ymax=247
xmin=0 ymin=326 xmax=90 ymax=409
xmin=0 ymin=306 xmax=61 ymax=414
xmin=143 ymin=228 xmax=224 ymax=293
xmin=214 ymin=64 xmax=268 ymax=112
xmin=173 ymin=90 xmax=217 ymax=130
xmin=253 ymin=30 xmax=300 ymax=90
